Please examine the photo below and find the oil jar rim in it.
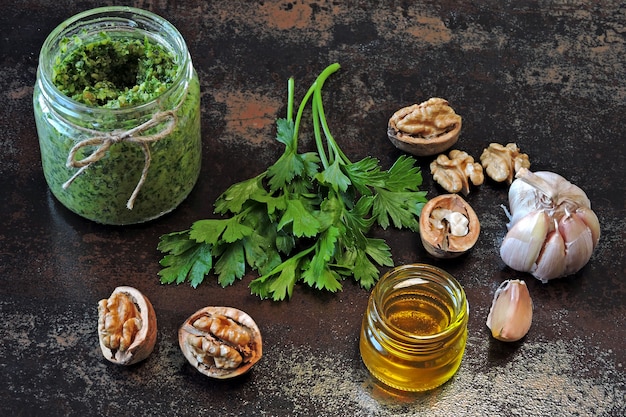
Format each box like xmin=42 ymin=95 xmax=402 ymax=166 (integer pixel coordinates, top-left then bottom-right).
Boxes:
xmin=36 ymin=6 xmax=192 ymax=117
xmin=370 ymin=263 xmax=469 ymax=343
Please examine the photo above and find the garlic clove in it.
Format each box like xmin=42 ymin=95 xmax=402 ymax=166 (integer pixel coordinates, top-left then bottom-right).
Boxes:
xmin=575 ymin=207 xmax=601 ymax=248
xmin=506 ymin=179 xmax=540 ymax=227
xmin=486 ymin=280 xmax=533 ymax=342
xmin=500 ymin=210 xmax=549 ymax=272
xmin=560 ymin=214 xmax=595 ymax=276
xmin=532 ymin=228 xmax=566 ymax=283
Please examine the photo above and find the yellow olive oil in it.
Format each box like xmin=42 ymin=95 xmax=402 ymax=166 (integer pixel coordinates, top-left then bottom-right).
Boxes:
xmin=360 ymin=264 xmax=468 ymax=392
xmin=386 ymin=293 xmax=450 ymax=335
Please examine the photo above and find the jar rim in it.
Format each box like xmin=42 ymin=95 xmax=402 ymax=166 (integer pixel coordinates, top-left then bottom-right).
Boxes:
xmin=37 ymin=6 xmax=191 ymax=116
xmin=371 ymin=263 xmax=469 ymax=342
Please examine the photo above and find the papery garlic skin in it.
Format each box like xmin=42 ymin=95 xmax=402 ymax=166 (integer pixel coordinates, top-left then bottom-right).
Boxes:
xmin=500 ymin=168 xmax=600 ymax=282
xmin=486 ymin=280 xmax=533 ymax=342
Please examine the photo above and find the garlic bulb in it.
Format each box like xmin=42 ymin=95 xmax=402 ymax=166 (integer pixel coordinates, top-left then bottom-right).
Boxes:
xmin=486 ymin=280 xmax=533 ymax=342
xmin=500 ymin=168 xmax=600 ymax=282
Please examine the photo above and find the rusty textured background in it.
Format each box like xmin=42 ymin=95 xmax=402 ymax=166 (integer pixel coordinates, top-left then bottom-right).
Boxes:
xmin=1 ymin=1 xmax=625 ymax=416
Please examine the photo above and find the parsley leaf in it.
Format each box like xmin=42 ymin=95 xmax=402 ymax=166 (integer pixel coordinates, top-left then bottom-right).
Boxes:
xmin=277 ymin=199 xmax=322 ymax=238
xmin=372 ymin=188 xmax=423 ymax=231
xmin=157 ymin=233 xmax=212 ymax=288
xmin=214 ymin=176 xmax=267 ymax=215
xmin=316 ymin=159 xmax=351 ymax=192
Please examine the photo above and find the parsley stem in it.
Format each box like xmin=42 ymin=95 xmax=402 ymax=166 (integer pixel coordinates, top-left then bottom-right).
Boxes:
xmin=293 ymin=63 xmax=341 ymax=157
xmin=308 ymin=62 xmax=350 ymax=167
xmin=292 ymin=83 xmax=316 ymax=149
xmin=314 ymin=87 xmax=351 ymax=166
xmin=256 ymin=244 xmax=315 ymax=280
xmin=312 ymin=96 xmax=330 ymax=168
xmin=287 ymin=77 xmax=294 ymax=123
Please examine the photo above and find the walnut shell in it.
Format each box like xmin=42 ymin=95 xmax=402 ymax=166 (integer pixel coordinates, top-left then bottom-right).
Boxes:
xmin=97 ymin=286 xmax=157 ymax=365
xmin=387 ymin=98 xmax=462 ymax=156
xmin=419 ymin=194 xmax=480 ymax=258
xmin=179 ymin=306 xmax=262 ymax=379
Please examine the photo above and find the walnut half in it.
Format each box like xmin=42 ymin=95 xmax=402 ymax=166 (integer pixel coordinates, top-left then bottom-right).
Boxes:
xmin=97 ymin=286 xmax=157 ymax=365
xmin=480 ymin=143 xmax=530 ymax=184
xmin=387 ymin=98 xmax=462 ymax=156
xmin=179 ymin=306 xmax=262 ymax=379
xmin=430 ymin=149 xmax=484 ymax=195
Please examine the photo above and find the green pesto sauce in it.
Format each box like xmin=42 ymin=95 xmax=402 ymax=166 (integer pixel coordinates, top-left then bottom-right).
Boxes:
xmin=53 ymin=33 xmax=178 ymax=108
xmin=35 ymin=34 xmax=201 ymax=225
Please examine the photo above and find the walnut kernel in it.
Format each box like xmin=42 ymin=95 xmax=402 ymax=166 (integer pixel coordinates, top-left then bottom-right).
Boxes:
xmin=480 ymin=143 xmax=530 ymax=184
xmin=430 ymin=149 xmax=484 ymax=195
xmin=419 ymin=194 xmax=480 ymax=258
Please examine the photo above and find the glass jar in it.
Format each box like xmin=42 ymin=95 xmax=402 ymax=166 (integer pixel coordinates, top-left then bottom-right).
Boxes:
xmin=359 ymin=263 xmax=469 ymax=392
xmin=33 ymin=6 xmax=201 ymax=225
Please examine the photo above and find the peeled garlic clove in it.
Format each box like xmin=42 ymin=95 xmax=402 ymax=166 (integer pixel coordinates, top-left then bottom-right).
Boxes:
xmin=532 ymin=228 xmax=566 ymax=283
xmin=500 ymin=210 xmax=549 ymax=272
xmin=486 ymin=280 xmax=533 ymax=342
xmin=97 ymin=286 xmax=157 ymax=365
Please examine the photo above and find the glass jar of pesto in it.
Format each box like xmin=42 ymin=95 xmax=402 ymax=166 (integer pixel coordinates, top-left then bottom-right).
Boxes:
xmin=33 ymin=7 xmax=201 ymax=225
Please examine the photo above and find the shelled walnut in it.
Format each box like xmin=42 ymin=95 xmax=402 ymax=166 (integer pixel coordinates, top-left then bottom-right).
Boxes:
xmin=480 ymin=143 xmax=530 ymax=184
xmin=387 ymin=98 xmax=462 ymax=156
xmin=97 ymin=286 xmax=157 ymax=365
xmin=179 ymin=306 xmax=262 ymax=379
xmin=430 ymin=149 xmax=484 ymax=195
xmin=419 ymin=194 xmax=480 ymax=258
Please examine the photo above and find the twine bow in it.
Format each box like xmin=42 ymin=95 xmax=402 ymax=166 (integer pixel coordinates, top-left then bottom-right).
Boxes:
xmin=62 ymin=110 xmax=177 ymax=210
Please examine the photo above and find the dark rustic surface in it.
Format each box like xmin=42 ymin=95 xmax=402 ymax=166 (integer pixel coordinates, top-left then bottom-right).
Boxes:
xmin=1 ymin=1 xmax=625 ymax=416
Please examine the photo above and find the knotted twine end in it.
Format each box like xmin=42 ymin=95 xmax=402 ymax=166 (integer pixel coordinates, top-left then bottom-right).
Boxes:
xmin=62 ymin=110 xmax=177 ymax=210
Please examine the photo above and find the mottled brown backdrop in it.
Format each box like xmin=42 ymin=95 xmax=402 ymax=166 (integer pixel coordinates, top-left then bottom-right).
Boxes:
xmin=1 ymin=1 xmax=624 ymax=416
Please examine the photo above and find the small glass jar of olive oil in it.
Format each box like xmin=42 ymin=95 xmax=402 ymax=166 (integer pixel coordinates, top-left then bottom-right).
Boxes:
xmin=359 ymin=263 xmax=469 ymax=392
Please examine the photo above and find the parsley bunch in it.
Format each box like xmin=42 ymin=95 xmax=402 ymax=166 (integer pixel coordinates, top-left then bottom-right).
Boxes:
xmin=157 ymin=63 xmax=427 ymax=300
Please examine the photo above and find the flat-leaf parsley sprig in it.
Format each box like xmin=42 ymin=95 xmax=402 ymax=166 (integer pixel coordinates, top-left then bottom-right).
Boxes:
xmin=157 ymin=63 xmax=428 ymax=300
